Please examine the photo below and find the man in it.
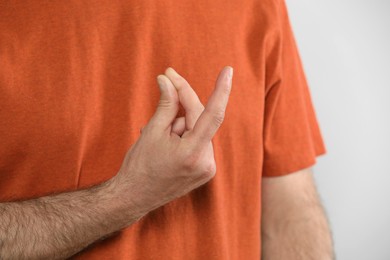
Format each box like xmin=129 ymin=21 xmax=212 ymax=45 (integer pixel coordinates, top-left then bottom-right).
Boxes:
xmin=0 ymin=0 xmax=333 ymax=259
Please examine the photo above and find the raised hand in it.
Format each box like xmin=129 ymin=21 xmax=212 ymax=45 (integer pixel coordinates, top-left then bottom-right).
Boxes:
xmin=113 ymin=66 xmax=233 ymax=216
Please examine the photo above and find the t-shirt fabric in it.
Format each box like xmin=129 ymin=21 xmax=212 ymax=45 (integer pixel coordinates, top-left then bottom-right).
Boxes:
xmin=0 ymin=0 xmax=326 ymax=259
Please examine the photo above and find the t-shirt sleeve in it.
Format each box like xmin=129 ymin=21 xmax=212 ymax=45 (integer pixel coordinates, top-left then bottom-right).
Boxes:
xmin=262 ymin=0 xmax=327 ymax=177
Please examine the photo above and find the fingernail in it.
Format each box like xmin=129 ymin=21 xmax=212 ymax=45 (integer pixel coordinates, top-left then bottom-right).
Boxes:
xmin=227 ymin=66 xmax=233 ymax=83
xmin=157 ymin=75 xmax=165 ymax=89
xmin=169 ymin=67 xmax=182 ymax=78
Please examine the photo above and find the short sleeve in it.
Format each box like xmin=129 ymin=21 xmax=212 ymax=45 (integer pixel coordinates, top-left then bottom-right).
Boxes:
xmin=262 ymin=0 xmax=327 ymax=177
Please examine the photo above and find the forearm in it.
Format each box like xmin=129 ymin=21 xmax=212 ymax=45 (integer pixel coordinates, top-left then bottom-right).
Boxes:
xmin=0 ymin=177 xmax=144 ymax=259
xmin=261 ymin=203 xmax=334 ymax=260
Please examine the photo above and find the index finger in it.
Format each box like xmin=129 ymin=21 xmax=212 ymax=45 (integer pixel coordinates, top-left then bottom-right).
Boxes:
xmin=164 ymin=67 xmax=205 ymax=130
xmin=185 ymin=66 xmax=233 ymax=149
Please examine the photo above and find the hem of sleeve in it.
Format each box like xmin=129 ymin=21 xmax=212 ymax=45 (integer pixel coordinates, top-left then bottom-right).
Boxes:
xmin=262 ymin=143 xmax=327 ymax=178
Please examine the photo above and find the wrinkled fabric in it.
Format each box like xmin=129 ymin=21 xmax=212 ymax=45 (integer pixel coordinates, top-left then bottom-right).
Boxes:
xmin=0 ymin=0 xmax=326 ymax=259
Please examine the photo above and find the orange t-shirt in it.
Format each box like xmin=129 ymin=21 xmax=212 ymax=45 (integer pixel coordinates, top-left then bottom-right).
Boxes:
xmin=0 ymin=0 xmax=326 ymax=259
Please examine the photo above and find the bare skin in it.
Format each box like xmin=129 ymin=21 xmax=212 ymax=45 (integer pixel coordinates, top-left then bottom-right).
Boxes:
xmin=0 ymin=66 xmax=233 ymax=259
xmin=262 ymin=167 xmax=335 ymax=260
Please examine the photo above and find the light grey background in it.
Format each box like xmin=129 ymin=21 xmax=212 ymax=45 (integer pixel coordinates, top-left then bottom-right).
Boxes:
xmin=285 ymin=0 xmax=390 ymax=259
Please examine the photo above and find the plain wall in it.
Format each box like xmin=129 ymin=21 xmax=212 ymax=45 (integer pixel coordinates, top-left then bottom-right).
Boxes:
xmin=285 ymin=1 xmax=390 ymax=259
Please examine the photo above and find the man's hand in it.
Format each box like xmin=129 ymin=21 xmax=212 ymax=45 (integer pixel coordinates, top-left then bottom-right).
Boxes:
xmin=0 ymin=66 xmax=233 ymax=259
xmin=113 ymin=66 xmax=233 ymax=216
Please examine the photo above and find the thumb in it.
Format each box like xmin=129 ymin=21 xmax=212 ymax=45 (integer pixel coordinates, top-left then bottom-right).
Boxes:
xmin=148 ymin=74 xmax=179 ymax=131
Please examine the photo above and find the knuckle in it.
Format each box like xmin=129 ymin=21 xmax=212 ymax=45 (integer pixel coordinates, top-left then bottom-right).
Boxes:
xmin=180 ymin=144 xmax=217 ymax=181
xmin=222 ymin=83 xmax=232 ymax=95
xmin=182 ymin=151 xmax=201 ymax=171
xmin=158 ymin=99 xmax=173 ymax=108
xmin=212 ymin=110 xmax=225 ymax=126
xmin=182 ymin=154 xmax=216 ymax=181
xmin=203 ymin=162 xmax=217 ymax=180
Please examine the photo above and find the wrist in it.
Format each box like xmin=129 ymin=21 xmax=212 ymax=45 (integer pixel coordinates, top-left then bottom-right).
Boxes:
xmin=102 ymin=174 xmax=148 ymax=226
